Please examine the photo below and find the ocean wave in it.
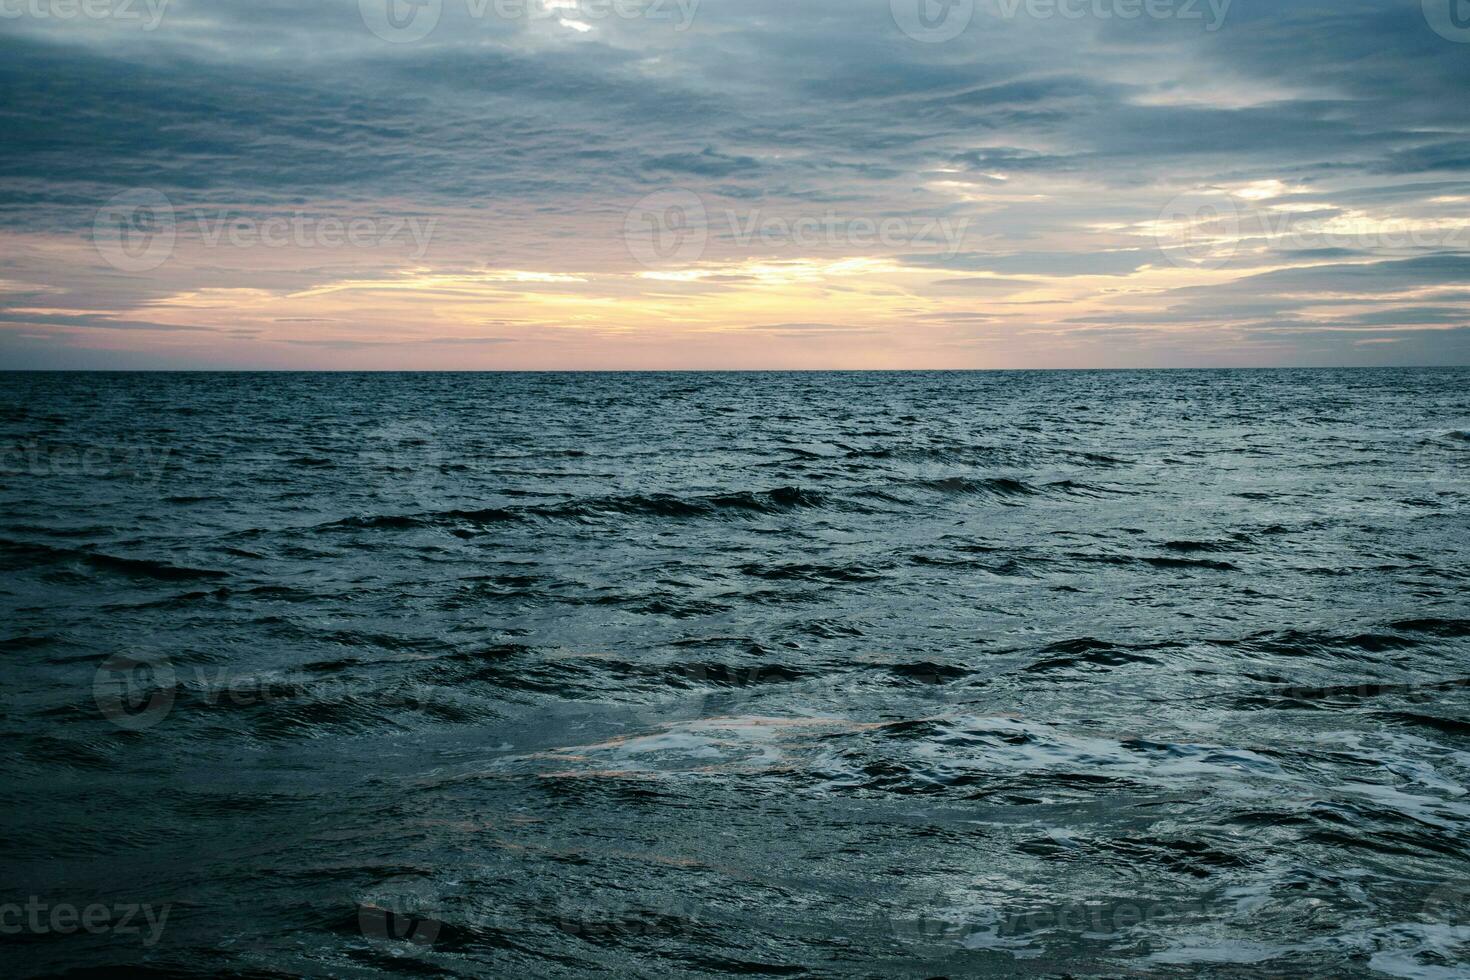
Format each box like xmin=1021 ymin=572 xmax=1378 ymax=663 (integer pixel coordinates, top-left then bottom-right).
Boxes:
xmin=315 ymin=486 xmax=833 ymax=532
xmin=738 ymin=560 xmax=889 ymax=583
xmin=1022 ymin=637 xmax=1172 ymax=674
xmin=0 ymin=538 xmax=229 ymax=581
xmin=913 ymin=476 xmax=1040 ymax=497
xmin=536 ymin=486 xmax=829 ymax=521
xmin=7 ymin=370 xmax=1470 ymax=979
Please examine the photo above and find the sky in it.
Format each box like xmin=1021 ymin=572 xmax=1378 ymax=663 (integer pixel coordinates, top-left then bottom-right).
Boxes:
xmin=2 ymin=0 xmax=1470 ymax=369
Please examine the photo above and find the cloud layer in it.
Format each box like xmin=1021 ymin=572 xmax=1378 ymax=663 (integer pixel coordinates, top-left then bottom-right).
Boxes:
xmin=2 ymin=0 xmax=1468 ymax=367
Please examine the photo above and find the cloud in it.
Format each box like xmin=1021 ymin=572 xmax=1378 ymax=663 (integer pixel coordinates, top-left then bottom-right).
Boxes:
xmin=0 ymin=310 xmax=214 ymax=332
xmin=1 ymin=0 xmax=1467 ymax=366
xmin=642 ymin=148 xmax=764 ymax=178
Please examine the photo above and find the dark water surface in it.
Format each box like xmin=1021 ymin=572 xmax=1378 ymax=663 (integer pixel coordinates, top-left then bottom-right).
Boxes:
xmin=2 ymin=370 xmax=1469 ymax=978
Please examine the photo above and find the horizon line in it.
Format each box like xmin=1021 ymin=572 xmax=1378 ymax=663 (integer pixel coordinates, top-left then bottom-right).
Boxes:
xmin=4 ymin=365 xmax=1468 ymax=374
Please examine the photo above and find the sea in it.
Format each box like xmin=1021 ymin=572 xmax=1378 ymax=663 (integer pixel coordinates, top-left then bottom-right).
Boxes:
xmin=2 ymin=369 xmax=1468 ymax=978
